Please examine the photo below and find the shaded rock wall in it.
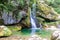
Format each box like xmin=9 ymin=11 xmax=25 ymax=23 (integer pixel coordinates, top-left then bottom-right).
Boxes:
xmin=0 ymin=0 xmax=60 ymax=28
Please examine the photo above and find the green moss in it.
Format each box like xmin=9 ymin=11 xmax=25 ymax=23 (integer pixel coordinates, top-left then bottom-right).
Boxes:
xmin=8 ymin=26 xmax=22 ymax=31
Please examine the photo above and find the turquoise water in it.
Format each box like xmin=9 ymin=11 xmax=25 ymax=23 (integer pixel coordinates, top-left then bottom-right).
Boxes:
xmin=12 ymin=29 xmax=52 ymax=38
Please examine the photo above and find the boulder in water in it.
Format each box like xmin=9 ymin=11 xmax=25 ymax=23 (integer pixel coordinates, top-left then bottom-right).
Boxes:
xmin=0 ymin=25 xmax=12 ymax=37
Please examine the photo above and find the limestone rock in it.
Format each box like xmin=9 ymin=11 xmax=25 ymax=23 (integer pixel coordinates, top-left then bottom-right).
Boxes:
xmin=9 ymin=25 xmax=22 ymax=31
xmin=36 ymin=17 xmax=45 ymax=23
xmin=42 ymin=21 xmax=60 ymax=29
xmin=51 ymin=30 xmax=60 ymax=40
xmin=37 ymin=0 xmax=60 ymax=20
xmin=0 ymin=25 xmax=12 ymax=36
xmin=2 ymin=10 xmax=26 ymax=25
xmin=20 ymin=8 xmax=30 ymax=27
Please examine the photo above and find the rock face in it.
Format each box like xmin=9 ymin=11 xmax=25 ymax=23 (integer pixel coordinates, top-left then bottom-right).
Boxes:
xmin=20 ymin=8 xmax=30 ymax=27
xmin=36 ymin=0 xmax=60 ymax=28
xmin=0 ymin=0 xmax=27 ymax=25
xmin=0 ymin=25 xmax=12 ymax=36
xmin=37 ymin=0 xmax=60 ymax=20
xmin=2 ymin=10 xmax=26 ymax=25
xmin=2 ymin=10 xmax=16 ymax=25
xmin=0 ymin=0 xmax=60 ymax=29
xmin=51 ymin=30 xmax=60 ymax=40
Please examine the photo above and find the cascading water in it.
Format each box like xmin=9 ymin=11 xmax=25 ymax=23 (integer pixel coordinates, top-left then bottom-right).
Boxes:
xmin=30 ymin=14 xmax=37 ymax=35
xmin=30 ymin=3 xmax=38 ymax=35
xmin=30 ymin=0 xmax=42 ymax=35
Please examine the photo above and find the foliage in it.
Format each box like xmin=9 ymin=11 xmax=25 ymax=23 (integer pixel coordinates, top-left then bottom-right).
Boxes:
xmin=0 ymin=0 xmax=26 ymax=11
xmin=46 ymin=0 xmax=60 ymax=14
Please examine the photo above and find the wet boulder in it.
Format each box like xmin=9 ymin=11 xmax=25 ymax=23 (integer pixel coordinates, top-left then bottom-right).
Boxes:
xmin=0 ymin=25 xmax=12 ymax=36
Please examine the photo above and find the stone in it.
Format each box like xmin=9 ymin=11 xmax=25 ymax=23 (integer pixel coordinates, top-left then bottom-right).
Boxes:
xmin=28 ymin=35 xmax=42 ymax=40
xmin=46 ymin=26 xmax=57 ymax=30
xmin=2 ymin=9 xmax=26 ymax=25
xmin=10 ymin=25 xmax=22 ymax=31
xmin=0 ymin=25 xmax=12 ymax=36
xmin=51 ymin=30 xmax=60 ymax=40
xmin=37 ymin=0 xmax=60 ymax=20
xmin=20 ymin=8 xmax=30 ymax=27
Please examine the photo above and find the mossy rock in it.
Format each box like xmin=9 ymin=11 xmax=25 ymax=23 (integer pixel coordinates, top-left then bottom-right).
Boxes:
xmin=42 ymin=21 xmax=60 ymax=28
xmin=8 ymin=25 xmax=22 ymax=31
xmin=37 ymin=0 xmax=60 ymax=20
xmin=0 ymin=25 xmax=12 ymax=37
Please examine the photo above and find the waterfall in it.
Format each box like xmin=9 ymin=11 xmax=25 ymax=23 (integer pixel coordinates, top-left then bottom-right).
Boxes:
xmin=30 ymin=14 xmax=37 ymax=35
xmin=30 ymin=4 xmax=38 ymax=35
xmin=30 ymin=0 xmax=42 ymax=35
